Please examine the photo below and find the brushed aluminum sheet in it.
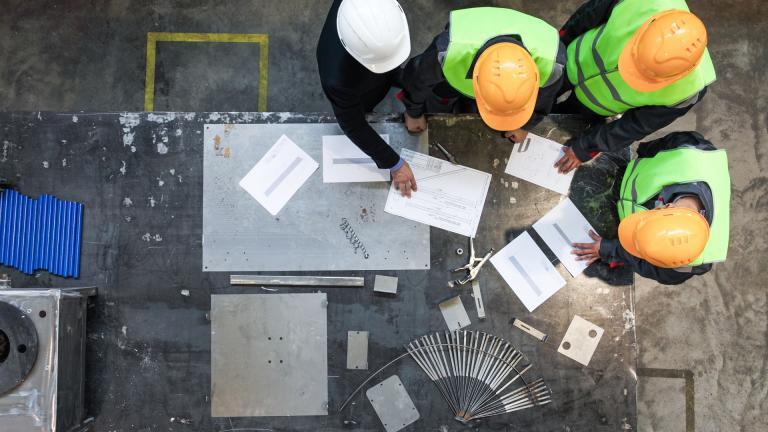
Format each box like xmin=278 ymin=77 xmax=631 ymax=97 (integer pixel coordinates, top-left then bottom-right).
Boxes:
xmin=211 ymin=293 xmax=328 ymax=417
xmin=203 ymin=123 xmax=430 ymax=271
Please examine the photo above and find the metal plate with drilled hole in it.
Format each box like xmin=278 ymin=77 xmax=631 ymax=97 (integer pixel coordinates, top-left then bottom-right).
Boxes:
xmin=558 ymin=315 xmax=604 ymax=366
xmin=346 ymin=331 xmax=368 ymax=370
xmin=366 ymin=375 xmax=420 ymax=432
xmin=202 ymin=123 xmax=429 ymax=271
xmin=439 ymin=296 xmax=471 ymax=332
xmin=211 ymin=293 xmax=328 ymax=417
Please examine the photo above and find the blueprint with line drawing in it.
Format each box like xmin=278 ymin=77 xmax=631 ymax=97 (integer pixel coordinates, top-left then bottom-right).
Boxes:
xmin=384 ymin=149 xmax=491 ymax=237
xmin=238 ymin=134 xmax=318 ymax=215
xmin=533 ymin=198 xmax=596 ymax=277
xmin=504 ymin=133 xmax=574 ymax=195
xmin=490 ymin=232 xmax=566 ymax=312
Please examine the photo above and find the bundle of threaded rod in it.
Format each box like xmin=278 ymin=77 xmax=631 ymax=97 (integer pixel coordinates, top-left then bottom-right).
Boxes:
xmin=406 ymin=331 xmax=551 ymax=423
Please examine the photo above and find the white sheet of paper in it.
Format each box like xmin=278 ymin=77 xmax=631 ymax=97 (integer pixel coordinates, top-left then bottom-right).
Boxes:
xmin=322 ymin=134 xmax=391 ymax=183
xmin=238 ymin=134 xmax=318 ymax=216
xmin=490 ymin=232 xmax=566 ymax=312
xmin=533 ymin=198 xmax=596 ymax=277
xmin=504 ymin=133 xmax=574 ymax=195
xmin=384 ymin=149 xmax=491 ymax=237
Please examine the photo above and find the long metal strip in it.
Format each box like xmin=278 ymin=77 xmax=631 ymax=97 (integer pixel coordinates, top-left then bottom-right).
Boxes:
xmin=230 ymin=275 xmax=364 ymax=287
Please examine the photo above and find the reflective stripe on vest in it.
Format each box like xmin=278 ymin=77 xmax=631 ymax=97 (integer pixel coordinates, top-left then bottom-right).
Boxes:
xmin=566 ymin=0 xmax=716 ymax=116
xmin=442 ymin=7 xmax=559 ymax=98
xmin=617 ymin=148 xmax=730 ymax=265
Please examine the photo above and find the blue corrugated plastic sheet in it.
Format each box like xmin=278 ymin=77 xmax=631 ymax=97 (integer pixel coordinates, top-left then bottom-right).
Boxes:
xmin=0 ymin=189 xmax=83 ymax=278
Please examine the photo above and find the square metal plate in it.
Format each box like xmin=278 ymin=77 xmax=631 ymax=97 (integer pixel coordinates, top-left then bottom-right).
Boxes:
xmin=202 ymin=123 xmax=430 ymax=271
xmin=439 ymin=296 xmax=471 ymax=332
xmin=211 ymin=293 xmax=328 ymax=417
xmin=373 ymin=275 xmax=398 ymax=294
xmin=558 ymin=315 xmax=604 ymax=366
xmin=366 ymin=375 xmax=420 ymax=432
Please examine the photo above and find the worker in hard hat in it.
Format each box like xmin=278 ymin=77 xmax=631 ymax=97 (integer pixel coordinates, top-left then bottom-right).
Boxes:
xmin=399 ymin=7 xmax=565 ymax=143
xmin=571 ymin=132 xmax=730 ymax=285
xmin=552 ymin=0 xmax=716 ymax=174
xmin=317 ymin=0 xmax=417 ymax=197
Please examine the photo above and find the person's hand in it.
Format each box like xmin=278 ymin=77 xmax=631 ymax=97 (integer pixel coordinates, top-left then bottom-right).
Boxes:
xmin=404 ymin=113 xmax=427 ymax=134
xmin=571 ymin=230 xmax=602 ymax=265
xmin=392 ymin=161 xmax=417 ymax=198
xmin=554 ymin=147 xmax=583 ymax=174
xmin=504 ymin=129 xmax=529 ymax=143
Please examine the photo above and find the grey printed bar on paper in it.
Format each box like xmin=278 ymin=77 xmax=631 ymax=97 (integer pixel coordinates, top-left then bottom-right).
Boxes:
xmin=265 ymin=156 xmax=302 ymax=196
xmin=509 ymin=256 xmax=542 ymax=296
xmin=332 ymin=157 xmax=375 ymax=165
xmin=553 ymin=223 xmax=574 ymax=245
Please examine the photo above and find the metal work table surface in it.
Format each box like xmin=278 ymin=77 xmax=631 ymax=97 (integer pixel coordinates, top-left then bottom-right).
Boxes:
xmin=0 ymin=112 xmax=636 ymax=431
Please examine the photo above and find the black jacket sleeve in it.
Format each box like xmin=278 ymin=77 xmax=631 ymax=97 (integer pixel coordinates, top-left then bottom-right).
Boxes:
xmin=566 ymin=88 xmax=706 ymax=161
xmin=400 ymin=31 xmax=449 ymax=118
xmin=321 ymin=84 xmax=401 ymax=169
xmin=636 ymin=130 xmax=716 ymax=158
xmin=599 ymin=239 xmax=711 ymax=285
xmin=560 ymin=0 xmax=620 ymax=45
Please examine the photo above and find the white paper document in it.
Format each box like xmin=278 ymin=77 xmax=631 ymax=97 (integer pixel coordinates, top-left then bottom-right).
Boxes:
xmin=504 ymin=133 xmax=574 ymax=195
xmin=238 ymin=134 xmax=318 ymax=216
xmin=322 ymin=134 xmax=391 ymax=183
xmin=384 ymin=149 xmax=491 ymax=237
xmin=490 ymin=232 xmax=566 ymax=312
xmin=533 ymin=198 xmax=596 ymax=277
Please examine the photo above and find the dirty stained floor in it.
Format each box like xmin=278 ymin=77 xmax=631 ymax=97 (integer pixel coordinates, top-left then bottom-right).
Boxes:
xmin=0 ymin=0 xmax=766 ymax=431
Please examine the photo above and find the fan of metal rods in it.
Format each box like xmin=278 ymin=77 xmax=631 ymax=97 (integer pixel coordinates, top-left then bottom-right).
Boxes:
xmin=406 ymin=331 xmax=551 ymax=423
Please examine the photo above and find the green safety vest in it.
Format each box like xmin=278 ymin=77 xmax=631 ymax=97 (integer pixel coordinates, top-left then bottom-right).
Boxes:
xmin=566 ymin=0 xmax=716 ymax=116
xmin=618 ymin=148 xmax=730 ymax=265
xmin=442 ymin=7 xmax=560 ymax=98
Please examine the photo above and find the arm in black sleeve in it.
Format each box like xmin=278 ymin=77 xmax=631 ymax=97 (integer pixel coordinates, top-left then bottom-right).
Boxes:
xmin=599 ymin=239 xmax=697 ymax=285
xmin=636 ymin=130 xmax=716 ymax=158
xmin=400 ymin=31 xmax=449 ymax=118
xmin=565 ymin=90 xmax=704 ymax=161
xmin=560 ymin=0 xmax=620 ymax=45
xmin=322 ymin=84 xmax=401 ymax=169
xmin=522 ymin=42 xmax=567 ymax=130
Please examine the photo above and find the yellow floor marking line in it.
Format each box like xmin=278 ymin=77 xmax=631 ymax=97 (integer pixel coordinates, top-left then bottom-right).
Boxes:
xmin=144 ymin=32 xmax=269 ymax=112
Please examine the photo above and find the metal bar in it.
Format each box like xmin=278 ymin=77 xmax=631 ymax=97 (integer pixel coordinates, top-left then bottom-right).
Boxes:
xmin=230 ymin=275 xmax=364 ymax=287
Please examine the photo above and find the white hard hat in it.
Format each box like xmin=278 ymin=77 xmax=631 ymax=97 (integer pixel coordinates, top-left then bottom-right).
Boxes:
xmin=336 ymin=0 xmax=411 ymax=73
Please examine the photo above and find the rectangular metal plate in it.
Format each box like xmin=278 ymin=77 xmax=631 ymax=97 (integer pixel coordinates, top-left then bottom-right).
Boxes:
xmin=471 ymin=280 xmax=485 ymax=319
xmin=373 ymin=275 xmax=398 ymax=294
xmin=346 ymin=331 xmax=369 ymax=370
xmin=211 ymin=293 xmax=328 ymax=417
xmin=230 ymin=275 xmax=364 ymax=287
xmin=203 ymin=123 xmax=430 ymax=271
xmin=558 ymin=315 xmax=604 ymax=366
xmin=366 ymin=375 xmax=420 ymax=432
xmin=439 ymin=296 xmax=471 ymax=332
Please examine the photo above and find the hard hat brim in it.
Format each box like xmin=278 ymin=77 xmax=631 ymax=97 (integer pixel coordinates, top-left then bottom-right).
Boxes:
xmin=474 ymin=83 xmax=536 ymax=132
xmin=617 ymin=212 xmax=644 ymax=258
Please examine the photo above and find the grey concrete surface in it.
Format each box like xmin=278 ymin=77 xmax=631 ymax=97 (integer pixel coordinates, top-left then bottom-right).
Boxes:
xmin=0 ymin=0 xmax=766 ymax=431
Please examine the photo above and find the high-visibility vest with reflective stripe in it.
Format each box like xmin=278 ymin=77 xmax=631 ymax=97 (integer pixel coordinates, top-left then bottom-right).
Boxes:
xmin=443 ymin=7 xmax=559 ymax=98
xmin=618 ymin=148 xmax=730 ymax=265
xmin=565 ymin=0 xmax=716 ymax=116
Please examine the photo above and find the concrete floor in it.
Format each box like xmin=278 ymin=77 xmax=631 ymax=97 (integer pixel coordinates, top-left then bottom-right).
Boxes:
xmin=0 ymin=0 xmax=765 ymax=430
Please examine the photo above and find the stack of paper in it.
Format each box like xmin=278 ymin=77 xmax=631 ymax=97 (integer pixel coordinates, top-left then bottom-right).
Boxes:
xmin=504 ymin=133 xmax=574 ymax=195
xmin=489 ymin=232 xmax=566 ymax=312
xmin=384 ymin=149 xmax=492 ymax=237
xmin=532 ymin=198 xmax=596 ymax=277
xmin=322 ymin=134 xmax=390 ymax=183
xmin=238 ymin=134 xmax=318 ymax=215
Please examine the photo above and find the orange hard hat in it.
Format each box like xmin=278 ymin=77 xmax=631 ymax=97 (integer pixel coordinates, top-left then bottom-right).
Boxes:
xmin=473 ymin=42 xmax=539 ymax=131
xmin=619 ymin=10 xmax=708 ymax=92
xmin=618 ymin=207 xmax=710 ymax=268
